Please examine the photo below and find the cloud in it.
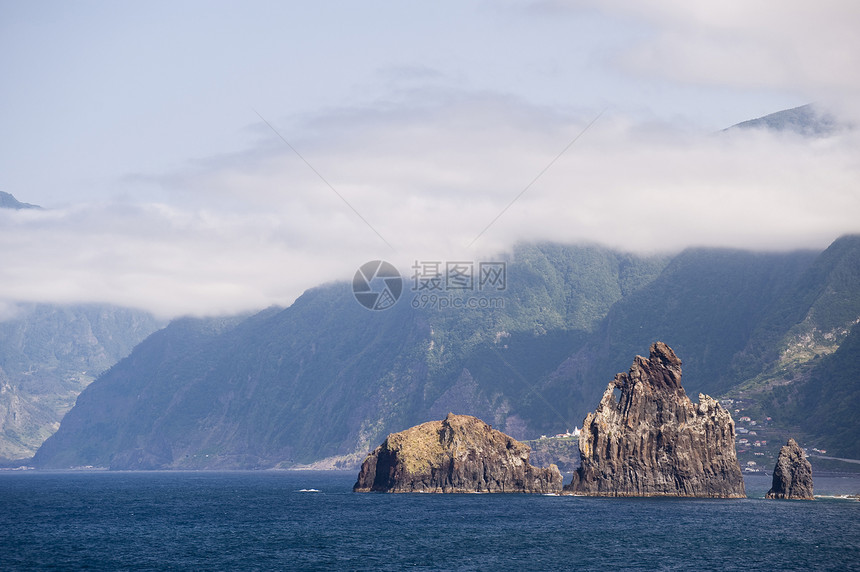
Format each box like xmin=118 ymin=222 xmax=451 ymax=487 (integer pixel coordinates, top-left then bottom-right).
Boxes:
xmin=0 ymin=202 xmax=348 ymax=318
xmin=206 ymin=94 xmax=860 ymax=256
xmin=559 ymin=0 xmax=860 ymax=118
xmin=6 ymin=2 xmax=859 ymax=319
xmin=3 ymin=90 xmax=857 ymax=318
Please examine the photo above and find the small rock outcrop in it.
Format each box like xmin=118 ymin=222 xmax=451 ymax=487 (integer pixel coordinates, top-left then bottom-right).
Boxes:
xmin=353 ymin=413 xmax=563 ymax=493
xmin=565 ymin=342 xmax=746 ymax=498
xmin=766 ymin=439 xmax=814 ymax=500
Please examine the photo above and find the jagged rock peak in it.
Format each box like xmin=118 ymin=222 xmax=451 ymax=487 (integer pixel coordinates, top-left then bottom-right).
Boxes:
xmin=565 ymin=342 xmax=746 ymax=498
xmin=627 ymin=340 xmax=683 ymax=391
xmin=766 ymin=439 xmax=814 ymax=500
xmin=353 ymin=413 xmax=563 ymax=493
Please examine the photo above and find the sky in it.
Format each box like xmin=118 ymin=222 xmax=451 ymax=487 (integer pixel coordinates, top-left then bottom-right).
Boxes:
xmin=1 ymin=0 xmax=859 ymax=318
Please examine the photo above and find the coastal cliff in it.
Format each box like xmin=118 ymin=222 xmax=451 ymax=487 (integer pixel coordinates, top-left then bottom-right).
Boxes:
xmin=766 ymin=439 xmax=814 ymax=500
xmin=565 ymin=342 xmax=745 ymax=498
xmin=353 ymin=413 xmax=562 ymax=493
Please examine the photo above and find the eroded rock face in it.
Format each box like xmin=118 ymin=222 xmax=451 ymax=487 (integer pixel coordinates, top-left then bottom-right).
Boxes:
xmin=565 ymin=342 xmax=746 ymax=498
xmin=353 ymin=413 xmax=563 ymax=493
xmin=766 ymin=439 xmax=814 ymax=500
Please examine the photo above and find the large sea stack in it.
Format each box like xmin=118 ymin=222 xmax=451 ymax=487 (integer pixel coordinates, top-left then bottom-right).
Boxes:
xmin=353 ymin=413 xmax=563 ymax=493
xmin=565 ymin=342 xmax=746 ymax=498
xmin=766 ymin=439 xmax=814 ymax=500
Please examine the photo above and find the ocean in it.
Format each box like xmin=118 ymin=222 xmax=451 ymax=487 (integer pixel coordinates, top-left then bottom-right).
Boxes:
xmin=1 ymin=471 xmax=858 ymax=571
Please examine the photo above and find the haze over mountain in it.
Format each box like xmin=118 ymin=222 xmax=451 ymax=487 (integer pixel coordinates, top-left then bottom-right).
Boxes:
xmin=1 ymin=100 xmax=856 ymax=468
xmin=33 ymin=235 xmax=860 ymax=470
xmin=0 ymin=194 xmax=165 ymax=460
xmin=0 ymin=304 xmax=163 ymax=460
xmin=727 ymin=104 xmax=847 ymax=137
xmin=2 ymin=98 xmax=858 ymax=319
xmin=6 ymin=0 xmax=860 ymax=322
xmin=4 ymin=0 xmax=859 ymax=480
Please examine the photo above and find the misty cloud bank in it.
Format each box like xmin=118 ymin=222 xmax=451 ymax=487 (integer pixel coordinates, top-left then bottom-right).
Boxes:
xmin=2 ymin=99 xmax=858 ymax=318
xmin=3 ymin=0 xmax=858 ymax=318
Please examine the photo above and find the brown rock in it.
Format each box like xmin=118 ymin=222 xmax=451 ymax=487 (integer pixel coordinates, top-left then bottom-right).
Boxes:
xmin=766 ymin=439 xmax=814 ymax=500
xmin=565 ymin=342 xmax=746 ymax=498
xmin=353 ymin=413 xmax=563 ymax=493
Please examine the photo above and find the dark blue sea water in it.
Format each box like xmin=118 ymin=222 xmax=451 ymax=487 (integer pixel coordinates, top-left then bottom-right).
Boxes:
xmin=1 ymin=471 xmax=858 ymax=571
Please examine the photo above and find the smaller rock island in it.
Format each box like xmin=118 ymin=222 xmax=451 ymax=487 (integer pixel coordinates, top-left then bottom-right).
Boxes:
xmin=353 ymin=413 xmax=563 ymax=493
xmin=766 ymin=439 xmax=814 ymax=500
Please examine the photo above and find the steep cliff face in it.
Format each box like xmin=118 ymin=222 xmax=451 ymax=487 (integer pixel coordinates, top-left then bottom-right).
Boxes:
xmin=354 ymin=413 xmax=562 ymax=493
xmin=565 ymin=342 xmax=745 ymax=498
xmin=766 ymin=439 xmax=814 ymax=500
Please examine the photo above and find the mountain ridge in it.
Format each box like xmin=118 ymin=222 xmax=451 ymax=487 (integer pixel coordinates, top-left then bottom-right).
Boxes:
xmin=32 ymin=235 xmax=860 ymax=469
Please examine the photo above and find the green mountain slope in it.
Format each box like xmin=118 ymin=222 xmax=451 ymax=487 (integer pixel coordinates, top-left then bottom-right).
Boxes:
xmin=32 ymin=236 xmax=860 ymax=470
xmin=34 ymin=244 xmax=667 ymax=469
xmin=764 ymin=321 xmax=860 ymax=458
xmin=418 ymin=243 xmax=667 ymax=431
xmin=522 ymin=247 xmax=819 ymax=433
xmin=729 ymin=235 xmax=860 ymax=388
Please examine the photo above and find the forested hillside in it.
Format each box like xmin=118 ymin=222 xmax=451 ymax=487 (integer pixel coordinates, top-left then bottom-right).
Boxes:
xmin=33 ymin=236 xmax=860 ymax=469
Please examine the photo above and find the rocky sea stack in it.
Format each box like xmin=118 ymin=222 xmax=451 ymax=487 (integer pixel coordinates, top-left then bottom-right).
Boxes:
xmin=766 ymin=439 xmax=814 ymax=500
xmin=353 ymin=413 xmax=563 ymax=493
xmin=565 ymin=342 xmax=746 ymax=498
